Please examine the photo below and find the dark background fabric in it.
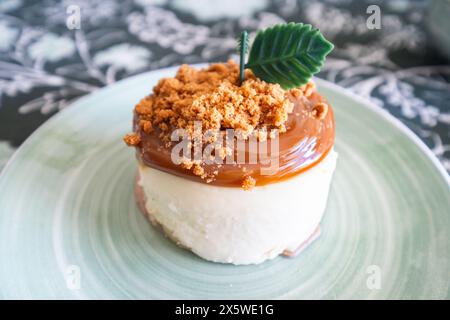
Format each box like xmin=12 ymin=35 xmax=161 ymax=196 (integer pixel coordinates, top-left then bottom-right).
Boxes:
xmin=0 ymin=0 xmax=449 ymax=172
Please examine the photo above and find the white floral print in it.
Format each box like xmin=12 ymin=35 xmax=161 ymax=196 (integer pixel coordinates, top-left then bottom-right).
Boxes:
xmin=28 ymin=34 xmax=76 ymax=63
xmin=93 ymin=44 xmax=151 ymax=82
xmin=0 ymin=0 xmax=448 ymax=172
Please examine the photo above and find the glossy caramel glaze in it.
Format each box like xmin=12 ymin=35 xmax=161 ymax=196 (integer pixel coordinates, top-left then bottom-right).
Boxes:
xmin=134 ymin=91 xmax=334 ymax=187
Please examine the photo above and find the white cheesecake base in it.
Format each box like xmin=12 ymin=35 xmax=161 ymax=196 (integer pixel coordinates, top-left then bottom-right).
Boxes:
xmin=137 ymin=150 xmax=337 ymax=265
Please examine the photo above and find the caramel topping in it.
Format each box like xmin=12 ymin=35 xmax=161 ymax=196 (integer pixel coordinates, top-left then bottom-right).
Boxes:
xmin=126 ymin=62 xmax=335 ymax=189
xmin=312 ymin=102 xmax=328 ymax=120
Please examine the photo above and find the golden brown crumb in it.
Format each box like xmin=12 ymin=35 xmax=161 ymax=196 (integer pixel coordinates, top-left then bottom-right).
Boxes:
xmin=290 ymin=88 xmax=303 ymax=98
xmin=192 ymin=164 xmax=205 ymax=177
xmin=180 ymin=157 xmax=194 ymax=170
xmin=139 ymin=120 xmax=153 ymax=133
xmin=312 ymin=102 xmax=328 ymax=120
xmin=135 ymin=98 xmax=153 ymax=115
xmin=123 ymin=133 xmax=141 ymax=146
xmin=242 ymin=176 xmax=256 ymax=191
xmin=301 ymin=82 xmax=316 ymax=98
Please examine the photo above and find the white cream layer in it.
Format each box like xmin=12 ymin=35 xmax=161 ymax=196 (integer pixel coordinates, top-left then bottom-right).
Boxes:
xmin=138 ymin=150 xmax=337 ymax=265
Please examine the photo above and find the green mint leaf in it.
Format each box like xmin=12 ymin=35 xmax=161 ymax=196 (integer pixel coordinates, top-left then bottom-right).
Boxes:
xmin=245 ymin=23 xmax=334 ymax=89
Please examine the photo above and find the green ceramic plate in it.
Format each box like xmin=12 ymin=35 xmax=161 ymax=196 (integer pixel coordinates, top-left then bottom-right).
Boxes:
xmin=0 ymin=66 xmax=449 ymax=299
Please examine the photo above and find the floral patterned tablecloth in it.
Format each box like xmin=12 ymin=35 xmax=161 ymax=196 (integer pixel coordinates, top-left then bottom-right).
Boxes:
xmin=0 ymin=0 xmax=449 ymax=173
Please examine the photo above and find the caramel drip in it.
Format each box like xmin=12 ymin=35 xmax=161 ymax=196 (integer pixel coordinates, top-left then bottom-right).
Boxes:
xmin=135 ymin=92 xmax=334 ymax=187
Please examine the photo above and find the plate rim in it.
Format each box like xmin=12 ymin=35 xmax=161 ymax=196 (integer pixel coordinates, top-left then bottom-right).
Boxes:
xmin=0 ymin=64 xmax=449 ymax=299
xmin=1 ymin=64 xmax=449 ymax=188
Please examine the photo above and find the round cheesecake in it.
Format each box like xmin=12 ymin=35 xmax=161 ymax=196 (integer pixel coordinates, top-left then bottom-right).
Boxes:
xmin=124 ymin=61 xmax=337 ymax=265
xmin=136 ymin=150 xmax=336 ymax=265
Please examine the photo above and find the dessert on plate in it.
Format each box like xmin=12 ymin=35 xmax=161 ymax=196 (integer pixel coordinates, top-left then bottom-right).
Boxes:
xmin=124 ymin=23 xmax=337 ymax=265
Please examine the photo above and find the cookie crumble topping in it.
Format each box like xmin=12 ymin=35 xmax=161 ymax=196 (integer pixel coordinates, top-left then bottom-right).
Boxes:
xmin=132 ymin=60 xmax=308 ymax=141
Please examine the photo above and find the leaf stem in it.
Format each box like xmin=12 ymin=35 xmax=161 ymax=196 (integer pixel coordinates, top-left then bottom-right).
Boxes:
xmin=239 ymin=31 xmax=248 ymax=86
